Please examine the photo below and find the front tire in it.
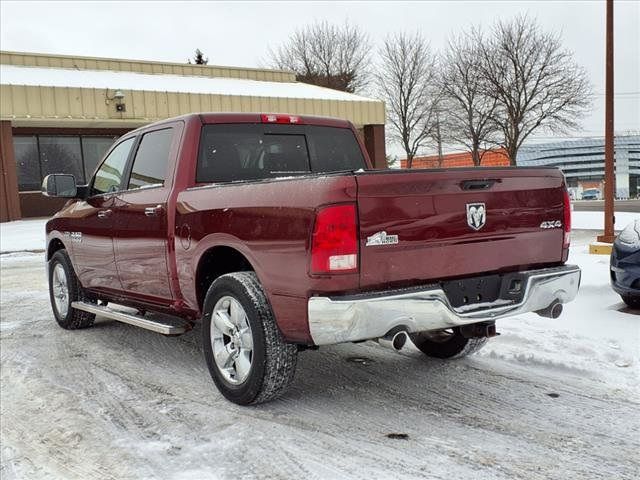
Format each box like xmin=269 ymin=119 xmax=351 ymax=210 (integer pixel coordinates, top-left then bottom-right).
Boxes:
xmin=202 ymin=272 xmax=297 ymax=405
xmin=48 ymin=250 xmax=95 ymax=329
xmin=409 ymin=327 xmax=488 ymax=359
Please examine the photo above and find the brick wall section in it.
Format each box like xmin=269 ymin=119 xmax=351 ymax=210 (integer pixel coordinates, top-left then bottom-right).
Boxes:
xmin=364 ymin=125 xmax=387 ymax=169
xmin=401 ymin=149 xmax=510 ymax=168
xmin=0 ymin=121 xmax=21 ymax=221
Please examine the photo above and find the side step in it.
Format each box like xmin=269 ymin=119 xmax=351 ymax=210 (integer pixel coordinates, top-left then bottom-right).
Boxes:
xmin=71 ymin=301 xmax=189 ymax=335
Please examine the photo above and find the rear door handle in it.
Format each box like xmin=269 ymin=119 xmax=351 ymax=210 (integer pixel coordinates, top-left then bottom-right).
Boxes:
xmin=144 ymin=205 xmax=164 ymax=217
xmin=97 ymin=209 xmax=112 ymax=219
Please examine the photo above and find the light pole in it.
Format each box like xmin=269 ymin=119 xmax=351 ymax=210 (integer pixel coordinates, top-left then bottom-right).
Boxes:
xmin=598 ymin=0 xmax=615 ymax=243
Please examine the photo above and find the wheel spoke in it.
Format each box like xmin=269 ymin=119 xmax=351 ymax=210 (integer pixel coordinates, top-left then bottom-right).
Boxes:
xmin=234 ymin=350 xmax=252 ymax=381
xmin=213 ymin=310 xmax=234 ymax=336
xmin=229 ymin=299 xmax=243 ymax=327
xmin=214 ymin=343 xmax=234 ymax=369
xmin=239 ymin=327 xmax=253 ymax=351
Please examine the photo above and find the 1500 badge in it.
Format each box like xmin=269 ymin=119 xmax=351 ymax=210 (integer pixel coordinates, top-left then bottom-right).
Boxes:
xmin=64 ymin=231 xmax=83 ymax=243
xmin=366 ymin=231 xmax=399 ymax=246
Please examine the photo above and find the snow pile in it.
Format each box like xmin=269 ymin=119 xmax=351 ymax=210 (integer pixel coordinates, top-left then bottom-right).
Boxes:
xmin=571 ymin=210 xmax=638 ymax=231
xmin=478 ymin=233 xmax=640 ymax=392
xmin=0 ymin=218 xmax=47 ymax=253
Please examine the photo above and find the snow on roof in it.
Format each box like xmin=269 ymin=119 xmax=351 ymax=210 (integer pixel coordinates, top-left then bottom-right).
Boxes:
xmin=0 ymin=64 xmax=376 ymax=103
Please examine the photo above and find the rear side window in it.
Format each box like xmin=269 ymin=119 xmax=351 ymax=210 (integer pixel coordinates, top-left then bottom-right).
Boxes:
xmin=92 ymin=137 xmax=135 ymax=195
xmin=128 ymin=128 xmax=174 ymax=190
xmin=197 ymin=124 xmax=365 ymax=183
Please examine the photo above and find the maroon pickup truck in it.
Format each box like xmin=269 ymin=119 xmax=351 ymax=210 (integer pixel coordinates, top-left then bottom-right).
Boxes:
xmin=43 ymin=113 xmax=580 ymax=404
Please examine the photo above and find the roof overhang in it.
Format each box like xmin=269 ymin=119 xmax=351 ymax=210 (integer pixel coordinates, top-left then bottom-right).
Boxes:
xmin=1 ymin=64 xmax=385 ymax=128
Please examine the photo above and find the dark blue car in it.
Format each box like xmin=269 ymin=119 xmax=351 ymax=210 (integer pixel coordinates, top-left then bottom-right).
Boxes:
xmin=611 ymin=219 xmax=640 ymax=308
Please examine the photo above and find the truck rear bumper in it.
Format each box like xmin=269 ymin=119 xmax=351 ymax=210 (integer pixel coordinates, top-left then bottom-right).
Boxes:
xmin=307 ymin=265 xmax=581 ymax=346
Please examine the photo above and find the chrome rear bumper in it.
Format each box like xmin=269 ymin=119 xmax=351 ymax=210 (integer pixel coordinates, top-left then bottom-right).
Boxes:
xmin=308 ymin=265 xmax=581 ymax=346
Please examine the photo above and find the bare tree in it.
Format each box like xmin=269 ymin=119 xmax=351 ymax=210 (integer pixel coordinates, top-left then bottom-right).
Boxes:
xmin=479 ymin=15 xmax=592 ymax=165
xmin=440 ymin=29 xmax=500 ymax=166
xmin=376 ymin=32 xmax=441 ymax=168
xmin=269 ymin=21 xmax=371 ymax=93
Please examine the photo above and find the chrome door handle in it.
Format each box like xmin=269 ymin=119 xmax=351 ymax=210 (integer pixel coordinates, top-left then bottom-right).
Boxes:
xmin=144 ymin=205 xmax=164 ymax=217
xmin=97 ymin=209 xmax=112 ymax=219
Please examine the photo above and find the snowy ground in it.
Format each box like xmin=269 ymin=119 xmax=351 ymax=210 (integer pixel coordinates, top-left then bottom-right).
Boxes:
xmin=1 ymin=228 xmax=639 ymax=479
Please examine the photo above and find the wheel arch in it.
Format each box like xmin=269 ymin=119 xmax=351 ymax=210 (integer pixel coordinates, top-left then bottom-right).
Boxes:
xmin=195 ymin=245 xmax=259 ymax=311
xmin=46 ymin=237 xmax=67 ymax=261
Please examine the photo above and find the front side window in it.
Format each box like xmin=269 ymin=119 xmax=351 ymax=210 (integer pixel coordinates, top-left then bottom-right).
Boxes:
xmin=196 ymin=124 xmax=365 ymax=184
xmin=128 ymin=128 xmax=173 ymax=190
xmin=127 ymin=128 xmax=173 ymax=190
xmin=92 ymin=137 xmax=135 ymax=195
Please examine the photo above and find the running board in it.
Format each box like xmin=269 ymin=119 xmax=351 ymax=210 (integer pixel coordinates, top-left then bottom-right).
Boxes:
xmin=71 ymin=301 xmax=189 ymax=335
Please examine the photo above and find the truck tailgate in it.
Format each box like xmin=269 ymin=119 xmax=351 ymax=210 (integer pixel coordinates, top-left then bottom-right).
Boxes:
xmin=356 ymin=168 xmax=566 ymax=290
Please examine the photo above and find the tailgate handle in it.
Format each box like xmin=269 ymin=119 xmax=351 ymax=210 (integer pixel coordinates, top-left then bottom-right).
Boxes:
xmin=460 ymin=179 xmax=499 ymax=191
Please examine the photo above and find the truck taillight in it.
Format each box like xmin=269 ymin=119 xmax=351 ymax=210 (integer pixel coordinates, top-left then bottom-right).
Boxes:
xmin=260 ymin=113 xmax=302 ymax=124
xmin=311 ymin=204 xmax=358 ymax=274
xmin=563 ymin=188 xmax=571 ymax=248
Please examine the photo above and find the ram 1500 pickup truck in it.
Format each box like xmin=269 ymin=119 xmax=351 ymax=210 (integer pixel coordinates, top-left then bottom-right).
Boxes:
xmin=43 ymin=113 xmax=581 ymax=405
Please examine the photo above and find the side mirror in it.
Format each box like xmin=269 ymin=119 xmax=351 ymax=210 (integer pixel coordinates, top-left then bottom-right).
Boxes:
xmin=42 ymin=174 xmax=78 ymax=198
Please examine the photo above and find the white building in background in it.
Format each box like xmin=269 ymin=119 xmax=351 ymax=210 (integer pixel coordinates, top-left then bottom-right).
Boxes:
xmin=517 ymin=135 xmax=640 ymax=199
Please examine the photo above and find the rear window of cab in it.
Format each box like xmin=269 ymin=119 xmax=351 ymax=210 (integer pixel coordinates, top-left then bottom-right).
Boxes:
xmin=196 ymin=124 xmax=366 ymax=183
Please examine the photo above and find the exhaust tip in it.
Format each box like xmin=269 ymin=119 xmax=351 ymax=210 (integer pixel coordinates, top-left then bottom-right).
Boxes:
xmin=550 ymin=302 xmax=563 ymax=319
xmin=377 ymin=329 xmax=408 ymax=351
xmin=536 ymin=300 xmax=563 ymax=319
xmin=391 ymin=331 xmax=408 ymax=350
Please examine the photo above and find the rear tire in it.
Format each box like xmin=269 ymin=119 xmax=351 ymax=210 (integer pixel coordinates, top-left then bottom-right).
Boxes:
xmin=621 ymin=295 xmax=640 ymax=309
xmin=48 ymin=250 xmax=95 ymax=329
xmin=202 ymin=272 xmax=297 ymax=405
xmin=409 ymin=327 xmax=487 ymax=359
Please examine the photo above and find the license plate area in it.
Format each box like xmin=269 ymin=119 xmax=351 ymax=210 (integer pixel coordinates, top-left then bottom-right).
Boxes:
xmin=442 ymin=272 xmax=527 ymax=309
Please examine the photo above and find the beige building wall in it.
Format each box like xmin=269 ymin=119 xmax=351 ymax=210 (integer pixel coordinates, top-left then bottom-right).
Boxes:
xmin=0 ymin=51 xmax=387 ymax=221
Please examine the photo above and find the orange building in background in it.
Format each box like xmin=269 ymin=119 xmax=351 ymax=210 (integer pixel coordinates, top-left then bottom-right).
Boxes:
xmin=400 ymin=149 xmax=510 ymax=168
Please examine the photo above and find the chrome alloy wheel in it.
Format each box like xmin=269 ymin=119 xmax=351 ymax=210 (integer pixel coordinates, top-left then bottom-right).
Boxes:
xmin=52 ymin=263 xmax=70 ymax=317
xmin=211 ymin=296 xmax=254 ymax=384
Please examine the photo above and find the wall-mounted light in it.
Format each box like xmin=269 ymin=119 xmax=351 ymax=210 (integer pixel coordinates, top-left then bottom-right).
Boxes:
xmin=105 ymin=88 xmax=126 ymax=112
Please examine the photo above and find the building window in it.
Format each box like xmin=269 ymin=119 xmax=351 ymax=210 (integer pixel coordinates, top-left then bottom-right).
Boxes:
xmin=13 ymin=134 xmax=117 ymax=191
xmin=39 ymin=136 xmax=84 ymax=183
xmin=14 ymin=136 xmax=41 ymax=191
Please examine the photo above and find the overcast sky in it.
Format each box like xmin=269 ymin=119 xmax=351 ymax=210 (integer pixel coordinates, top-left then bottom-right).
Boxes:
xmin=1 ymin=0 xmax=638 ymax=153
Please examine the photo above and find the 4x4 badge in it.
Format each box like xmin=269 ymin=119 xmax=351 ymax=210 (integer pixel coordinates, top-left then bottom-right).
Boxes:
xmin=466 ymin=203 xmax=486 ymax=231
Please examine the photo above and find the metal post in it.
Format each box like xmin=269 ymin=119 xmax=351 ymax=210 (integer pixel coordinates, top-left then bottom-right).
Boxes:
xmin=436 ymin=112 xmax=443 ymax=167
xmin=598 ymin=0 xmax=615 ymax=243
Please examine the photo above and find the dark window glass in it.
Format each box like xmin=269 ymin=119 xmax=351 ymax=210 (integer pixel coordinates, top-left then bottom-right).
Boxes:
xmin=14 ymin=136 xmax=40 ymax=191
xmin=306 ymin=126 xmax=366 ymax=172
xmin=82 ymin=137 xmax=117 ymax=179
xmin=92 ymin=138 xmax=135 ymax=195
xmin=197 ymin=124 xmax=364 ymax=183
xmin=39 ymin=136 xmax=84 ymax=183
xmin=128 ymin=129 xmax=173 ymax=190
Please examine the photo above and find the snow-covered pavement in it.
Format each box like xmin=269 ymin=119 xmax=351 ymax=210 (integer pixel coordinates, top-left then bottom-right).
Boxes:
xmin=1 ymin=231 xmax=638 ymax=479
